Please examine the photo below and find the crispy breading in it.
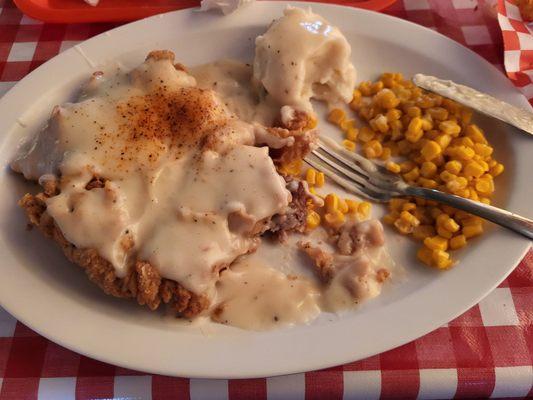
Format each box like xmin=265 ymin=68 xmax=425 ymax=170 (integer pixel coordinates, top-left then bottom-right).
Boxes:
xmin=19 ymin=193 xmax=208 ymax=317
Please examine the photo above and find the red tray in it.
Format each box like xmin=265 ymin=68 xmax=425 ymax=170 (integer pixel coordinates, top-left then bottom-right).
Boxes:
xmin=13 ymin=0 xmax=397 ymax=23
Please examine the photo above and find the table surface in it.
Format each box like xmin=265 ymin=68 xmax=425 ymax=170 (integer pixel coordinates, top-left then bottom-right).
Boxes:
xmin=0 ymin=0 xmax=532 ymax=399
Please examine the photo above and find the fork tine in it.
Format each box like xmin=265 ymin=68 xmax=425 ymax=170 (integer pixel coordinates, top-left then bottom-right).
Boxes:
xmin=317 ymin=140 xmax=399 ymax=189
xmin=305 ymin=154 xmax=391 ymax=202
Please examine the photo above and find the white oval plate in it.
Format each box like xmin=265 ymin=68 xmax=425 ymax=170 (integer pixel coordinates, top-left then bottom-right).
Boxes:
xmin=0 ymin=1 xmax=531 ymax=379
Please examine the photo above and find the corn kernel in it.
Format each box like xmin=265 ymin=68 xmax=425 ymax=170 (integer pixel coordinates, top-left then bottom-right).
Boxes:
xmin=325 ymin=193 xmax=339 ymax=213
xmin=446 ymin=177 xmax=468 ymax=193
xmin=418 ymin=177 xmax=438 ymax=189
xmin=343 ymin=139 xmax=357 ymax=152
xmin=480 ymin=197 xmax=491 ymax=205
xmin=463 ymin=161 xmax=485 ymax=179
xmin=403 ymin=166 xmax=420 ymax=182
xmin=380 ymin=147 xmax=392 ymax=161
xmin=442 ymin=99 xmax=461 ymax=114
xmin=415 ymin=198 xmax=427 ymax=206
xmin=450 ymin=145 xmax=475 ymax=160
xmin=371 ymin=81 xmax=384 ymax=94
xmin=358 ymin=81 xmax=372 ymax=96
xmin=427 ymin=107 xmax=449 ymax=121
xmin=442 ymin=217 xmax=460 ymax=233
xmin=454 ymin=137 xmax=475 ymax=148
xmin=316 ymin=172 xmax=325 ymax=188
xmin=424 ymin=236 xmax=449 ymax=251
xmin=463 ymin=223 xmax=483 ymax=238
xmin=346 ymin=199 xmax=359 ymax=214
xmin=402 ymin=202 xmax=416 ymax=212
xmin=435 ymin=134 xmax=452 ymax=150
xmin=346 ymin=127 xmax=358 ymax=141
xmin=437 ymin=226 xmax=453 ymax=239
xmin=306 ymin=168 xmax=317 ymax=185
xmin=417 ymin=95 xmax=434 ymax=109
xmin=420 ymin=161 xmax=437 ymax=178
xmin=413 ymin=225 xmax=436 ymax=241
xmin=370 ymin=114 xmax=389 ymax=133
xmin=461 ymin=109 xmax=473 ymax=125
xmin=328 ymin=108 xmax=346 ymax=125
xmin=394 ymin=218 xmax=414 ymax=234
xmin=445 ymin=160 xmax=462 ymax=175
xmin=450 ymin=234 xmax=467 ymax=250
xmin=439 ymin=120 xmax=461 ymax=136
xmin=417 ymin=246 xmax=433 ymax=266
xmin=475 ymin=177 xmax=494 ymax=195
xmin=386 ymin=161 xmax=401 ymax=174
xmin=400 ymin=210 xmax=420 ymax=227
xmin=359 ymin=105 xmax=377 ymax=121
xmin=432 ymin=249 xmax=452 ymax=269
xmin=474 ymin=143 xmax=493 ymax=157
xmin=358 ymin=126 xmax=375 ymax=143
xmin=338 ymin=199 xmax=349 ymax=214
xmin=407 ymin=106 xmax=422 ymax=118
xmin=306 ymin=210 xmax=321 ymax=230
xmin=490 ymin=163 xmax=504 ymax=177
xmin=421 ymin=140 xmax=442 ymax=161
xmin=421 ymin=116 xmax=433 ymax=131
xmin=340 ymin=119 xmax=357 ymax=132
xmin=383 ymin=212 xmax=398 ymax=225
xmin=380 ymin=73 xmax=395 ymax=88
xmin=465 ymin=124 xmax=487 ymax=144
xmin=306 ymin=116 xmax=318 ymax=130
xmin=350 ymin=91 xmax=362 ymax=110
xmin=324 ymin=210 xmax=345 ymax=228
xmin=406 ymin=117 xmax=424 ymax=142
xmin=376 ymin=89 xmax=400 ymax=109
xmin=364 ymin=140 xmax=383 ymax=158
xmin=386 ymin=108 xmax=402 ymax=121
xmin=358 ymin=202 xmax=372 ymax=219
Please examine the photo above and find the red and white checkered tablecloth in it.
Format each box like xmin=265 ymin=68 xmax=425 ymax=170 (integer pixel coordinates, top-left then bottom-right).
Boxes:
xmin=0 ymin=0 xmax=532 ymax=398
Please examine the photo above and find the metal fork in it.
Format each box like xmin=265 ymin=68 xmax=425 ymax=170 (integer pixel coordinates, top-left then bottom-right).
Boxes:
xmin=305 ymin=139 xmax=533 ymax=240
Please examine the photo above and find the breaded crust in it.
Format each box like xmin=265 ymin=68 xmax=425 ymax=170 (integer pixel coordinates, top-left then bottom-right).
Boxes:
xmin=19 ymin=192 xmax=209 ymax=318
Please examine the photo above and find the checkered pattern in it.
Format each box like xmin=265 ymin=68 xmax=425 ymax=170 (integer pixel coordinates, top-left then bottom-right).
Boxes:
xmin=498 ymin=0 xmax=533 ymax=105
xmin=0 ymin=0 xmax=531 ymax=398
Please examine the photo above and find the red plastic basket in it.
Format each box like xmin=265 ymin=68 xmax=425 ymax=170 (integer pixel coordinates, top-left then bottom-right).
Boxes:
xmin=13 ymin=0 xmax=397 ymax=23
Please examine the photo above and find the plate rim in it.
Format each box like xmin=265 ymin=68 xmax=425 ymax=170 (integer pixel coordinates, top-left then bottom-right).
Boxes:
xmin=0 ymin=1 xmax=531 ymax=379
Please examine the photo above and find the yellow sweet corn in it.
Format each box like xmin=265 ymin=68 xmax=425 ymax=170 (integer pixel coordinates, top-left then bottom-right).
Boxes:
xmin=424 ymin=236 xmax=449 ymax=251
xmin=306 ymin=168 xmax=317 ymax=186
xmin=315 ymin=172 xmax=325 ymax=188
xmin=421 ymin=140 xmax=442 ymax=161
xmin=328 ymin=108 xmax=346 ymax=125
xmin=346 ymin=127 xmax=358 ymax=141
xmin=413 ymin=225 xmax=436 ymax=241
xmin=386 ymin=161 xmax=401 ymax=174
xmin=346 ymin=199 xmax=359 ymax=214
xmin=325 ymin=193 xmax=339 ymax=213
xmin=417 ymin=247 xmax=433 ymax=266
xmin=364 ymin=140 xmax=383 ymax=158
xmin=324 ymin=210 xmax=346 ymax=228
xmin=463 ymin=223 xmax=483 ymax=238
xmin=450 ymin=234 xmax=467 ymax=250
xmin=432 ymin=249 xmax=452 ymax=269
xmin=343 ymin=139 xmax=357 ymax=152
xmin=306 ymin=210 xmax=321 ymax=230
xmin=358 ymin=202 xmax=372 ymax=219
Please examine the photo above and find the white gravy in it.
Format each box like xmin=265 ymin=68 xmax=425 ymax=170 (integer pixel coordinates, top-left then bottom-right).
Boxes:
xmin=12 ymin=54 xmax=291 ymax=297
xmin=13 ymin=7 xmax=393 ymax=331
xmin=253 ymin=6 xmax=356 ymax=112
xmin=213 ymin=258 xmax=321 ymax=330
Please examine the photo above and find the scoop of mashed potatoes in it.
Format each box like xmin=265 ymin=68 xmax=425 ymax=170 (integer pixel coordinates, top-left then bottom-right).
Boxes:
xmin=253 ymin=6 xmax=356 ymax=112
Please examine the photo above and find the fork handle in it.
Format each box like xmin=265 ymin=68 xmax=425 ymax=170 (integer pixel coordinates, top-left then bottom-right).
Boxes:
xmin=404 ymin=186 xmax=533 ymax=240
